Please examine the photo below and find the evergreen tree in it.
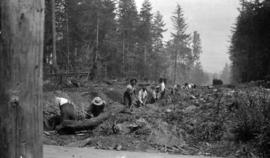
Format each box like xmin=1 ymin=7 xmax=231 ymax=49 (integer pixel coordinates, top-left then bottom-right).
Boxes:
xmin=169 ymin=4 xmax=191 ymax=84
xmin=151 ymin=11 xmax=167 ymax=80
xmin=230 ymin=0 xmax=270 ymax=82
xmin=118 ymin=0 xmax=139 ymax=77
xmin=66 ymin=0 xmax=117 ymax=78
xmin=137 ymin=0 xmax=153 ymax=78
xmin=138 ymin=0 xmax=152 ymax=43
xmin=152 ymin=11 xmax=166 ymax=49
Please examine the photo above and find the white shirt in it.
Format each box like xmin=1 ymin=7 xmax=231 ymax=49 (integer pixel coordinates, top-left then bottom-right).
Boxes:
xmin=126 ymin=84 xmax=135 ymax=93
xmin=55 ymin=97 xmax=69 ymax=106
xmin=152 ymin=90 xmax=157 ymax=99
xmin=138 ymin=89 xmax=148 ymax=103
xmin=127 ymin=84 xmax=132 ymax=90
xmin=160 ymin=82 xmax=165 ymax=92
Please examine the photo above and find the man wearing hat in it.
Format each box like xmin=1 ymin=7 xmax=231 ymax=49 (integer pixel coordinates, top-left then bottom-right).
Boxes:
xmin=123 ymin=79 xmax=137 ymax=108
xmin=55 ymin=97 xmax=76 ymax=123
xmin=86 ymin=97 xmax=106 ymax=118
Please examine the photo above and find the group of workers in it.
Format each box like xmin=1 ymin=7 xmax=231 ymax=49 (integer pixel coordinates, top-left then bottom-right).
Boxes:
xmin=52 ymin=78 xmax=202 ymax=134
xmin=123 ymin=78 xmax=166 ymax=108
xmin=171 ymin=82 xmax=197 ymax=94
xmin=55 ymin=95 xmax=106 ymax=126
xmin=54 ymin=78 xmax=168 ymax=130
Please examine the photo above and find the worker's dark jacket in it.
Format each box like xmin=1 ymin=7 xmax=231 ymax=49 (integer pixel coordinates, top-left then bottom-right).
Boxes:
xmin=60 ymin=103 xmax=76 ymax=122
xmin=87 ymin=103 xmax=105 ymax=118
xmin=123 ymin=85 xmax=135 ymax=107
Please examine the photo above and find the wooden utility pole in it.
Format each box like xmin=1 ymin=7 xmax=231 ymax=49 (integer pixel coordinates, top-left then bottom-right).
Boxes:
xmin=0 ymin=0 xmax=44 ymax=158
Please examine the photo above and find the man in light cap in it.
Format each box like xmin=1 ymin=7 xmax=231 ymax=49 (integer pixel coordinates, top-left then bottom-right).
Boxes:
xmin=55 ymin=97 xmax=69 ymax=106
xmin=55 ymin=97 xmax=76 ymax=123
xmin=86 ymin=97 xmax=106 ymax=118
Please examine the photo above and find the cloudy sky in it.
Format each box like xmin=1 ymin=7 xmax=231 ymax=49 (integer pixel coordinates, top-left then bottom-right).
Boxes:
xmin=135 ymin=0 xmax=240 ymax=73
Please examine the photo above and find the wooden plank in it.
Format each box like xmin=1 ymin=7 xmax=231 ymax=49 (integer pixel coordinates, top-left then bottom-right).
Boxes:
xmin=0 ymin=0 xmax=44 ymax=158
xmin=45 ymin=72 xmax=89 ymax=77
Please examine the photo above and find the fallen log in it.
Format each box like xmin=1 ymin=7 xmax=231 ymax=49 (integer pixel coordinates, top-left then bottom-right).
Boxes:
xmin=56 ymin=103 xmax=125 ymax=132
xmin=103 ymin=80 xmax=114 ymax=85
xmin=45 ymin=72 xmax=89 ymax=77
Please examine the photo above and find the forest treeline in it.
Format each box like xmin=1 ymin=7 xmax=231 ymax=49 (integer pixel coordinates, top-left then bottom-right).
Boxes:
xmin=230 ymin=0 xmax=270 ymax=83
xmin=44 ymin=0 xmax=209 ymax=85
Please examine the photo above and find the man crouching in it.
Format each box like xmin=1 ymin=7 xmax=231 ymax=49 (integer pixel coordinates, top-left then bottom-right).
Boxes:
xmin=86 ymin=97 xmax=106 ymax=118
xmin=137 ymin=85 xmax=148 ymax=107
xmin=55 ymin=97 xmax=76 ymax=123
xmin=55 ymin=97 xmax=76 ymax=134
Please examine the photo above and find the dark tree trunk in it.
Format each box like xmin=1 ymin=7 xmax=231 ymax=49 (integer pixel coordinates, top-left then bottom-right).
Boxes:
xmin=51 ymin=0 xmax=58 ymax=72
xmin=89 ymin=15 xmax=100 ymax=80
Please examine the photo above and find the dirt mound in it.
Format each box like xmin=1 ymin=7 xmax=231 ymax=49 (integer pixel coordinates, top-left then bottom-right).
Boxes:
xmin=148 ymin=119 xmax=186 ymax=147
xmin=103 ymin=88 xmax=123 ymax=103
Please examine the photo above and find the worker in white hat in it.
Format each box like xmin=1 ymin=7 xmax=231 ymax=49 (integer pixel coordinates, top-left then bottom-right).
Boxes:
xmin=55 ymin=97 xmax=76 ymax=123
xmin=55 ymin=97 xmax=70 ymax=106
xmin=86 ymin=97 xmax=106 ymax=118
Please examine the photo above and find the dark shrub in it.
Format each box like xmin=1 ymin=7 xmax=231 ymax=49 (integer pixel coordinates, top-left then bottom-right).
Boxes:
xmin=230 ymin=90 xmax=270 ymax=157
xmin=213 ymin=79 xmax=223 ymax=86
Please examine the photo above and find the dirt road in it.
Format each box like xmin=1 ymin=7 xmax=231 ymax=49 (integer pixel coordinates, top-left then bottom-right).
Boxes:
xmin=44 ymin=145 xmax=221 ymax=158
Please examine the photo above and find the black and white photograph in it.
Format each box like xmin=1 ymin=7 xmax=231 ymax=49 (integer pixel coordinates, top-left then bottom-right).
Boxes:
xmin=0 ymin=0 xmax=270 ymax=157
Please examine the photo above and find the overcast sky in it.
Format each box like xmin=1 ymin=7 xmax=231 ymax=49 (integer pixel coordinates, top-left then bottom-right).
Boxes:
xmin=135 ymin=0 xmax=240 ymax=73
